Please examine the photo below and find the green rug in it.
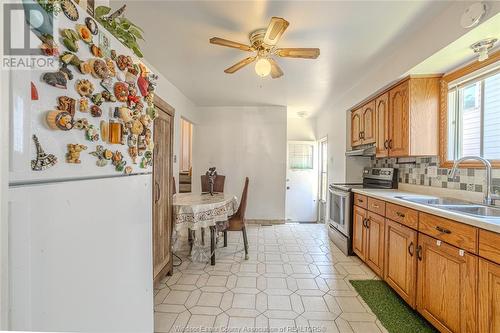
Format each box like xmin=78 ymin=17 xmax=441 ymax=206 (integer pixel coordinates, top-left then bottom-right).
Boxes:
xmin=350 ymin=280 xmax=437 ymax=333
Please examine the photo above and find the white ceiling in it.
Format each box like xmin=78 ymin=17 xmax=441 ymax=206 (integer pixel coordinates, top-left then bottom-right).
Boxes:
xmin=119 ymin=0 xmax=450 ymax=116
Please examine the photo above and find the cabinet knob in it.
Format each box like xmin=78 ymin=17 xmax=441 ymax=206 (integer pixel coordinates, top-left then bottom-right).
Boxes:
xmin=416 ymin=245 xmax=423 ymax=261
xmin=408 ymin=242 xmax=414 ymax=256
xmin=396 ymin=211 xmax=405 ymax=218
xmin=435 ymin=226 xmax=451 ymax=234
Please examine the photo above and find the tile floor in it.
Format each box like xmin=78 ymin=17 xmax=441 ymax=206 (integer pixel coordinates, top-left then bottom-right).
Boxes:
xmin=154 ymin=223 xmax=387 ymax=333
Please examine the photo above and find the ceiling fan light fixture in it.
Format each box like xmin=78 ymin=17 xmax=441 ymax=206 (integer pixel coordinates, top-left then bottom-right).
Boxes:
xmin=470 ymin=38 xmax=498 ymax=61
xmin=255 ymin=58 xmax=271 ymax=77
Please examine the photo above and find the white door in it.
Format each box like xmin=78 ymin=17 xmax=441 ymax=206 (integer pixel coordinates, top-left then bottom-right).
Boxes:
xmin=286 ymin=141 xmax=318 ymax=222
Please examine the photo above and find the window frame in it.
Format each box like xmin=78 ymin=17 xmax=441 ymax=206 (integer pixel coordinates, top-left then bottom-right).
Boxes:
xmin=439 ymin=50 xmax=500 ymax=169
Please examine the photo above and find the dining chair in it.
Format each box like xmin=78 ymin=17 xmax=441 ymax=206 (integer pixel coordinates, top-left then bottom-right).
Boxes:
xmin=201 ymin=175 xmax=226 ymax=193
xmin=222 ymin=177 xmax=249 ymax=260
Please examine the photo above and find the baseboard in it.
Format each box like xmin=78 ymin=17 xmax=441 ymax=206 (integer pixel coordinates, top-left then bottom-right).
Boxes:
xmin=246 ymin=219 xmax=286 ymax=225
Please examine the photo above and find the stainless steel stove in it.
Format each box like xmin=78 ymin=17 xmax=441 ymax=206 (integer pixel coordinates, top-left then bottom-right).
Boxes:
xmin=327 ymin=168 xmax=397 ymax=255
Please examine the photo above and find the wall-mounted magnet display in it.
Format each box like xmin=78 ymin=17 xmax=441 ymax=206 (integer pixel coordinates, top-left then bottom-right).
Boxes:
xmin=58 ymin=96 xmax=76 ymax=116
xmin=31 ymin=135 xmax=57 ymax=171
xmin=46 ymin=110 xmax=73 ymax=130
xmin=66 ymin=144 xmax=87 ymax=163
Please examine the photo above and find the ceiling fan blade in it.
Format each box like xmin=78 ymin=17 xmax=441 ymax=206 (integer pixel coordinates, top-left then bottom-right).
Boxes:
xmin=276 ymin=48 xmax=320 ymax=59
xmin=224 ymin=56 xmax=257 ymax=74
xmin=268 ymin=58 xmax=284 ymax=79
xmin=210 ymin=37 xmax=253 ymax=52
xmin=263 ymin=17 xmax=290 ymax=47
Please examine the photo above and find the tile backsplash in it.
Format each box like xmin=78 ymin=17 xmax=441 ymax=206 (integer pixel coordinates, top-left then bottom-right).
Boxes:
xmin=372 ymin=156 xmax=500 ymax=195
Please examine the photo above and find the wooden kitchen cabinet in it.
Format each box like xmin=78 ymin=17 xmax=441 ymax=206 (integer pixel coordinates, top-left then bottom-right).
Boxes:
xmin=478 ymin=258 xmax=500 ymax=332
xmin=365 ymin=212 xmax=385 ymax=276
xmin=384 ymin=219 xmax=417 ymax=308
xmin=375 ymin=92 xmax=389 ymax=157
xmin=352 ymin=205 xmax=367 ymax=261
xmin=350 ymin=101 xmax=376 ymax=147
xmin=388 ymin=81 xmax=409 ymax=156
xmin=417 ymin=233 xmax=478 ymax=333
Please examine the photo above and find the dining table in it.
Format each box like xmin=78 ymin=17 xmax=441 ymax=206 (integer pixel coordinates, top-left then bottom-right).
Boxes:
xmin=173 ymin=192 xmax=238 ymax=265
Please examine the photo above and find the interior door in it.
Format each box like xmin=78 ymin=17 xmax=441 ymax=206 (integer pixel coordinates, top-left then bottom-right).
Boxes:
xmin=375 ymin=93 xmax=389 ymax=157
xmin=285 ymin=141 xmax=318 ymax=222
xmin=389 ymin=81 xmax=409 ymax=156
xmin=153 ymin=98 xmax=174 ymax=284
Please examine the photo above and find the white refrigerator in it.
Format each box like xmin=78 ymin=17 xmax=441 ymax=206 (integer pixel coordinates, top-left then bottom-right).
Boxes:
xmin=8 ymin=3 xmax=154 ymax=332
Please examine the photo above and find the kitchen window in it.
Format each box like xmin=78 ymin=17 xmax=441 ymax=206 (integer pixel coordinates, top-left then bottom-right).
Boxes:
xmin=441 ymin=54 xmax=500 ymax=168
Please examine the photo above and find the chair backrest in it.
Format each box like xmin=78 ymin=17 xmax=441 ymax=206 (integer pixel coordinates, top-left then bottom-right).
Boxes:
xmin=235 ymin=177 xmax=249 ymax=220
xmin=201 ymin=175 xmax=226 ymax=193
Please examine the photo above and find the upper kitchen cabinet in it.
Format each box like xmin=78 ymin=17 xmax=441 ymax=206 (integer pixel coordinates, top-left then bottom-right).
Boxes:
xmin=351 ymin=76 xmax=441 ymax=156
xmin=350 ymin=101 xmax=376 ymax=147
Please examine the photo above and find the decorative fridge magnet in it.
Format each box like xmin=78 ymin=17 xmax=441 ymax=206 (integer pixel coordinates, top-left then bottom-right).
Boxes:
xmin=145 ymin=92 xmax=154 ymax=106
xmin=98 ymin=31 xmax=111 ymax=58
xmin=57 ymin=96 xmax=76 ymax=116
xmin=128 ymin=146 xmax=138 ymax=164
xmin=115 ymin=69 xmax=126 ymax=82
xmin=146 ymin=106 xmax=157 ymax=120
xmin=137 ymin=76 xmax=149 ymax=97
xmin=110 ymin=50 xmax=117 ymax=60
xmin=112 ymin=151 xmax=126 ymax=172
xmin=86 ymin=0 xmax=95 ymax=17
xmin=91 ymin=93 xmax=103 ymax=106
xmin=121 ymin=126 xmax=130 ymax=145
xmin=101 ymin=90 xmax=116 ymax=102
xmin=31 ymin=82 xmax=39 ymax=100
xmin=147 ymin=73 xmax=159 ymax=92
xmin=75 ymin=79 xmax=94 ymax=97
xmin=134 ymin=100 xmax=144 ymax=113
xmin=144 ymin=128 xmax=154 ymax=150
xmin=114 ymin=82 xmax=128 ymax=102
xmin=74 ymin=118 xmax=89 ymax=130
xmin=61 ymin=29 xmax=80 ymax=52
xmin=46 ymin=110 xmax=73 ymax=130
xmin=60 ymin=52 xmax=82 ymax=69
xmin=130 ymin=119 xmax=144 ymax=136
xmin=85 ymin=124 xmax=99 ymax=141
xmin=100 ymin=120 xmax=109 ymax=142
xmin=76 ymin=24 xmax=93 ymax=44
xmin=90 ymin=105 xmax=102 ymax=117
xmin=66 ymin=144 xmax=87 ymax=163
xmin=89 ymin=145 xmax=112 ymax=167
xmin=124 ymin=166 xmax=133 ymax=175
xmin=100 ymin=77 xmax=113 ymax=92
xmin=139 ymin=63 xmax=149 ymax=77
xmin=125 ymin=70 xmax=137 ymax=85
xmin=105 ymin=58 xmax=116 ymax=77
xmin=115 ymin=55 xmax=132 ymax=71
xmin=91 ymin=58 xmax=109 ymax=79
xmin=31 ymin=135 xmax=58 ymax=171
xmin=137 ymin=135 xmax=146 ymax=155
xmin=127 ymin=94 xmax=141 ymax=108
xmin=61 ymin=0 xmax=79 ymax=21
xmin=42 ymin=68 xmax=71 ymax=89
xmin=79 ymin=61 xmax=92 ymax=75
xmin=79 ymin=98 xmax=89 ymax=112
xmin=139 ymin=114 xmax=152 ymax=129
xmin=90 ymin=44 xmax=103 ymax=57
xmin=140 ymin=151 xmax=152 ymax=169
xmin=85 ymin=17 xmax=98 ymax=35
xmin=108 ymin=121 xmax=122 ymax=144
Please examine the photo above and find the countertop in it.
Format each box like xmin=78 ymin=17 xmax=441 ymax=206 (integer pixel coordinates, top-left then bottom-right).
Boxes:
xmin=351 ymin=188 xmax=500 ymax=233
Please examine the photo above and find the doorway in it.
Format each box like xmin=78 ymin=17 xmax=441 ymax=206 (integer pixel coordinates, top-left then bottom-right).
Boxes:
xmin=318 ymin=137 xmax=328 ymax=223
xmin=179 ymin=118 xmax=193 ymax=193
xmin=285 ymin=141 xmax=318 ymax=222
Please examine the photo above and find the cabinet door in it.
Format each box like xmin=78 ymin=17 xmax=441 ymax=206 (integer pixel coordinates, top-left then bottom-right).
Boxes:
xmin=388 ymin=81 xmax=410 ymax=157
xmin=352 ymin=205 xmax=367 ymax=261
xmin=384 ymin=219 xmax=417 ymax=308
xmin=375 ymin=93 xmax=389 ymax=157
xmin=361 ymin=101 xmax=376 ymax=144
xmin=351 ymin=109 xmax=363 ymax=147
xmin=479 ymin=259 xmax=500 ymax=333
xmin=417 ymin=234 xmax=478 ymax=333
xmin=365 ymin=212 xmax=385 ymax=277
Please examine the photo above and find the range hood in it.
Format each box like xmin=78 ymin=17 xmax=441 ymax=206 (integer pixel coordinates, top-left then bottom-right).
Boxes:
xmin=345 ymin=145 xmax=376 ymax=157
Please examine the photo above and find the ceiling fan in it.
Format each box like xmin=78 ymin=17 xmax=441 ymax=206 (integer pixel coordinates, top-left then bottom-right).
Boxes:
xmin=209 ymin=17 xmax=320 ymax=79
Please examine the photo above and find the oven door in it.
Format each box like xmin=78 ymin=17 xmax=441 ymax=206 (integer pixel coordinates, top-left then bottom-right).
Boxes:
xmin=328 ymin=187 xmax=351 ymax=237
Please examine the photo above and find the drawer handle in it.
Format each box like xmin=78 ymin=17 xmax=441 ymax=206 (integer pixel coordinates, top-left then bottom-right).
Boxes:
xmin=416 ymin=245 xmax=423 ymax=261
xmin=408 ymin=242 xmax=414 ymax=257
xmin=358 ymin=198 xmax=364 ymax=203
xmin=365 ymin=218 xmax=370 ymax=228
xmin=435 ymin=226 xmax=451 ymax=234
xmin=372 ymin=204 xmax=380 ymax=209
xmin=396 ymin=211 xmax=405 ymax=218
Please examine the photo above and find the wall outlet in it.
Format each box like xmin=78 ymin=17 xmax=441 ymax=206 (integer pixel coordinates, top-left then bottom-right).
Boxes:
xmin=427 ymin=166 xmax=438 ymax=177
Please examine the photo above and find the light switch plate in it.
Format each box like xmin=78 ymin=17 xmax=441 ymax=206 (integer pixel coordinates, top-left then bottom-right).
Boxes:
xmin=427 ymin=166 xmax=438 ymax=177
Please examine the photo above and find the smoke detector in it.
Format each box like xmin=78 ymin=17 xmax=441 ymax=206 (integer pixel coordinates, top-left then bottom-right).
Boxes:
xmin=470 ymin=38 xmax=498 ymax=61
xmin=460 ymin=2 xmax=487 ymax=28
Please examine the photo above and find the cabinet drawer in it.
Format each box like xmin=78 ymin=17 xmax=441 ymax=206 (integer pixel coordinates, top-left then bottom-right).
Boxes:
xmin=354 ymin=193 xmax=367 ymax=209
xmin=367 ymin=197 xmax=385 ymax=215
xmin=479 ymin=229 xmax=500 ymax=264
xmin=419 ymin=212 xmax=477 ymax=253
xmin=386 ymin=203 xmax=418 ymax=229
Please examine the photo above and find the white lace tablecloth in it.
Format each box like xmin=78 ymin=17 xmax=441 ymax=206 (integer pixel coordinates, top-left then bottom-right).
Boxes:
xmin=173 ymin=193 xmax=238 ymax=230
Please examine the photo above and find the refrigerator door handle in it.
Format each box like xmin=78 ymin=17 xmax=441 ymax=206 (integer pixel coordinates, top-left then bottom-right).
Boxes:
xmin=155 ymin=182 xmax=160 ymax=203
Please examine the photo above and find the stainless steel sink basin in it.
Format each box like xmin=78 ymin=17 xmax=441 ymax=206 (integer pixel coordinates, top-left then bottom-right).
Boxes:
xmin=395 ymin=195 xmax=500 ymax=219
xmin=433 ymin=204 xmax=500 ymax=218
xmin=394 ymin=196 xmax=471 ymax=205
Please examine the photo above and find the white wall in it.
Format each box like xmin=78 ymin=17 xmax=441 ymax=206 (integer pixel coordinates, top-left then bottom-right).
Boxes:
xmin=192 ymin=106 xmax=287 ymax=220
xmin=287 ymin=117 xmax=316 ymax=141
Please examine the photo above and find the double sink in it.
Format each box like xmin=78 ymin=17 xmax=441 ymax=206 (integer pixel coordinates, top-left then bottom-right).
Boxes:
xmin=395 ymin=196 xmax=500 ymax=219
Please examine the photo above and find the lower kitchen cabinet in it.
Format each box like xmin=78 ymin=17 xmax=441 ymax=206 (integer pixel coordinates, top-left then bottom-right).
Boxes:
xmin=365 ymin=212 xmax=385 ymax=276
xmin=384 ymin=219 xmax=417 ymax=308
xmin=352 ymin=205 xmax=367 ymax=261
xmin=479 ymin=258 xmax=500 ymax=333
xmin=417 ymin=234 xmax=478 ymax=333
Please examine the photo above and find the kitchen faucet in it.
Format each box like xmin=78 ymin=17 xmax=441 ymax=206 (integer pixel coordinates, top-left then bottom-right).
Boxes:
xmin=449 ymin=156 xmax=500 ymax=205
